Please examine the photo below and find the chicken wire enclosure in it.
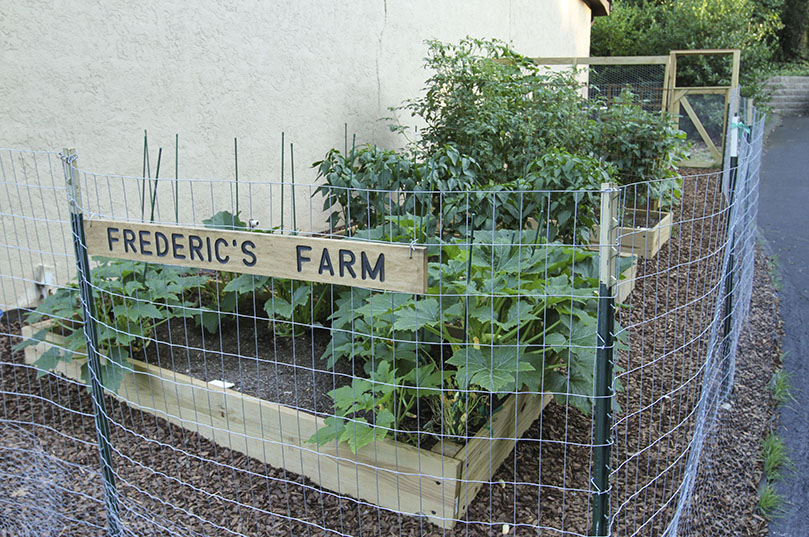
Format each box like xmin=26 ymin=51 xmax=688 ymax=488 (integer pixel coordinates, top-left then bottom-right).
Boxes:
xmin=0 ymin=149 xmax=106 ymax=536
xmin=588 ymin=64 xmax=668 ymax=112
xmin=1 ymin=106 xmax=762 ymax=537
xmin=530 ymin=56 xmax=670 ymax=112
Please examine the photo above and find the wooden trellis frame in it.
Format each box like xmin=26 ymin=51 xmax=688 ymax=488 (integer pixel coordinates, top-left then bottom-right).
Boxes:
xmin=666 ymin=49 xmax=741 ymax=168
xmin=531 ymin=50 xmax=742 ymax=169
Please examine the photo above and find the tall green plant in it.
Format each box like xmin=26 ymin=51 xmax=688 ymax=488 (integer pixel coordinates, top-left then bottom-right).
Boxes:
xmin=594 ymin=89 xmax=688 ymax=202
xmin=399 ymin=38 xmax=597 ymax=183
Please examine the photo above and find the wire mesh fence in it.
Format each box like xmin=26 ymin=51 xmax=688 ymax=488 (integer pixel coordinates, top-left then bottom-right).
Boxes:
xmin=587 ymin=64 xmax=668 ymax=112
xmin=1 ymin=105 xmax=763 ymax=536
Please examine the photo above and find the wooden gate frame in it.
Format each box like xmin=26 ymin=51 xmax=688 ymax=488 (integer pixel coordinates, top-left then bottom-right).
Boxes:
xmin=665 ymin=49 xmax=741 ymax=168
xmin=530 ymin=50 xmax=741 ymax=169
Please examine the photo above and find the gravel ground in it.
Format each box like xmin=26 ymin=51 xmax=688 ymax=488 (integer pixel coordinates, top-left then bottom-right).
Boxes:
xmin=0 ymin=171 xmax=781 ymax=536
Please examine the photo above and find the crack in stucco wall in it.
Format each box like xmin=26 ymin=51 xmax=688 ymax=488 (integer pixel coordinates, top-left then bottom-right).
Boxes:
xmin=376 ymin=0 xmax=388 ymax=130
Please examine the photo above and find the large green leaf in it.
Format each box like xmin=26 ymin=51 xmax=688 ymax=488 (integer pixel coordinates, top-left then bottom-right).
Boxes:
xmin=339 ymin=418 xmax=378 ymax=454
xmin=32 ymin=346 xmax=65 ymax=379
xmin=223 ymin=273 xmax=270 ymax=294
xmin=392 ymin=298 xmax=441 ymax=332
xmin=202 ymin=210 xmax=246 ymax=230
xmin=12 ymin=327 xmax=50 ymax=352
xmin=112 ymin=301 xmax=165 ymax=322
xmin=447 ymin=346 xmax=534 ymax=392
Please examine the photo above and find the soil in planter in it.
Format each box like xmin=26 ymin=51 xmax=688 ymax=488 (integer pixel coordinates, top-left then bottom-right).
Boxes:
xmin=621 ymin=207 xmax=664 ymax=228
xmin=138 ymin=314 xmax=496 ymax=450
xmin=138 ymin=312 xmax=355 ymax=416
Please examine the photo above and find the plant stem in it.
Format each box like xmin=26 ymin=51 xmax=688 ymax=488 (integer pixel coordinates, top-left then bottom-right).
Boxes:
xmin=174 ymin=133 xmax=179 ymax=224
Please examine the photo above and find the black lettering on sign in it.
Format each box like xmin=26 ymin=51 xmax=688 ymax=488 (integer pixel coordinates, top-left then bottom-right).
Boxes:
xmin=84 ymin=220 xmax=427 ymax=294
xmin=107 ymin=227 xmax=119 ymax=251
xmin=361 ymin=252 xmax=385 ymax=282
xmin=139 ymin=230 xmax=153 ymax=256
xmin=339 ymin=249 xmax=356 ymax=278
xmin=171 ymin=233 xmax=186 ymax=260
xmin=214 ymin=238 xmax=229 ymax=264
xmin=123 ymin=229 xmax=136 ymax=253
xmin=189 ymin=235 xmax=203 ymax=261
xmin=296 ymin=245 xmax=312 ymax=272
xmin=318 ymin=248 xmax=334 ymax=276
xmin=241 ymin=241 xmax=256 ymax=267
xmin=155 ymin=232 xmax=169 ymax=257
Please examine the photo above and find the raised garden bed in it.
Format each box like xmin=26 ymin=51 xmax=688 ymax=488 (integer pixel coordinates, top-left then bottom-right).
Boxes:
xmin=593 ymin=208 xmax=673 ymax=259
xmin=21 ymin=320 xmax=551 ymax=529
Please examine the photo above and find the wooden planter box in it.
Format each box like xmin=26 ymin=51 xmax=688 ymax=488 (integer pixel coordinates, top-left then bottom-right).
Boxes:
xmin=21 ymin=322 xmax=551 ymax=529
xmin=593 ymin=209 xmax=673 ymax=259
xmin=616 ymin=253 xmax=639 ymax=304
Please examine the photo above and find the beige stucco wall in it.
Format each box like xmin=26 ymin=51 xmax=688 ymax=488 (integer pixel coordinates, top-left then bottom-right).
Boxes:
xmin=0 ymin=0 xmax=593 ymax=308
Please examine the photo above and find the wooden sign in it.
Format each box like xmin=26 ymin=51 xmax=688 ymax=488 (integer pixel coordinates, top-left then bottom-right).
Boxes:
xmin=83 ymin=219 xmax=427 ymax=294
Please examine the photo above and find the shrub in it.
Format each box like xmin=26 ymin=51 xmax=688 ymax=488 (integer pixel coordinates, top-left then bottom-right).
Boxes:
xmin=594 ymin=89 xmax=688 ymax=203
xmin=591 ymin=0 xmax=783 ymax=99
xmin=398 ymin=38 xmax=596 ymax=184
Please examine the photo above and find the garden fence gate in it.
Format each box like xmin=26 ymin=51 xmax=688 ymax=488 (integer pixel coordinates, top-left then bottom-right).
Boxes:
xmin=532 ymin=49 xmax=742 ymax=168
xmin=1 ymin=100 xmax=763 ymax=536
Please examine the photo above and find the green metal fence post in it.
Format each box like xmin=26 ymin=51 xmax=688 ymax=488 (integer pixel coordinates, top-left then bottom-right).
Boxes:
xmin=721 ymin=114 xmax=742 ymax=398
xmin=61 ymin=148 xmax=121 ymax=536
xmin=591 ymin=182 xmax=619 ymax=536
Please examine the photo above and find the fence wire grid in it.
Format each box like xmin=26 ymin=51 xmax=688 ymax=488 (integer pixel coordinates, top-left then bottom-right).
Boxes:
xmin=1 ymin=107 xmax=763 ymax=537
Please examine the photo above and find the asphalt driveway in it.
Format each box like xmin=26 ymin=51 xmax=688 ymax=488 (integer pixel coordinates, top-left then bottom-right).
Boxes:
xmin=758 ymin=115 xmax=809 ymax=537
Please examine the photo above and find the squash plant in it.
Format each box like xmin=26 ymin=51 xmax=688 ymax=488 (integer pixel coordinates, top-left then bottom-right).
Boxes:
xmin=311 ymin=221 xmax=628 ymax=453
xmin=196 ymin=210 xmax=332 ymax=337
xmin=14 ymin=258 xmax=209 ymax=392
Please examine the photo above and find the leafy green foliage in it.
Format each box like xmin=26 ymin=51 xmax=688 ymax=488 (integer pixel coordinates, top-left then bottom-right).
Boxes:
xmin=313 ymin=143 xmax=478 ymax=231
xmin=595 ymin=89 xmax=688 ymax=204
xmin=591 ymin=0 xmax=783 ymax=99
xmin=198 ymin=210 xmax=332 ymax=337
xmin=15 ymin=258 xmax=208 ymax=392
xmin=312 ymin=226 xmax=626 ymax=452
xmin=202 ymin=210 xmax=246 ymax=230
xmin=399 ymin=38 xmax=596 ymax=183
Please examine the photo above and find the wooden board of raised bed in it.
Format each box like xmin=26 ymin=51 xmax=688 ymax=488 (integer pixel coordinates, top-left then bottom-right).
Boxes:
xmin=593 ymin=209 xmax=673 ymax=259
xmin=21 ymin=322 xmax=552 ymax=529
xmin=616 ymin=253 xmax=638 ymax=304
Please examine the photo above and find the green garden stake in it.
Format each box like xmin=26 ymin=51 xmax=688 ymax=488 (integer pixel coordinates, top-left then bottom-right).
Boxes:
xmin=290 ymin=142 xmax=297 ymax=235
xmin=234 ymin=137 xmax=239 ymax=227
xmin=174 ymin=133 xmax=179 ymax=224
xmin=149 ymin=147 xmax=162 ymax=223
xmin=140 ymin=129 xmax=150 ymax=221
xmin=280 ymin=132 xmax=285 ymax=235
